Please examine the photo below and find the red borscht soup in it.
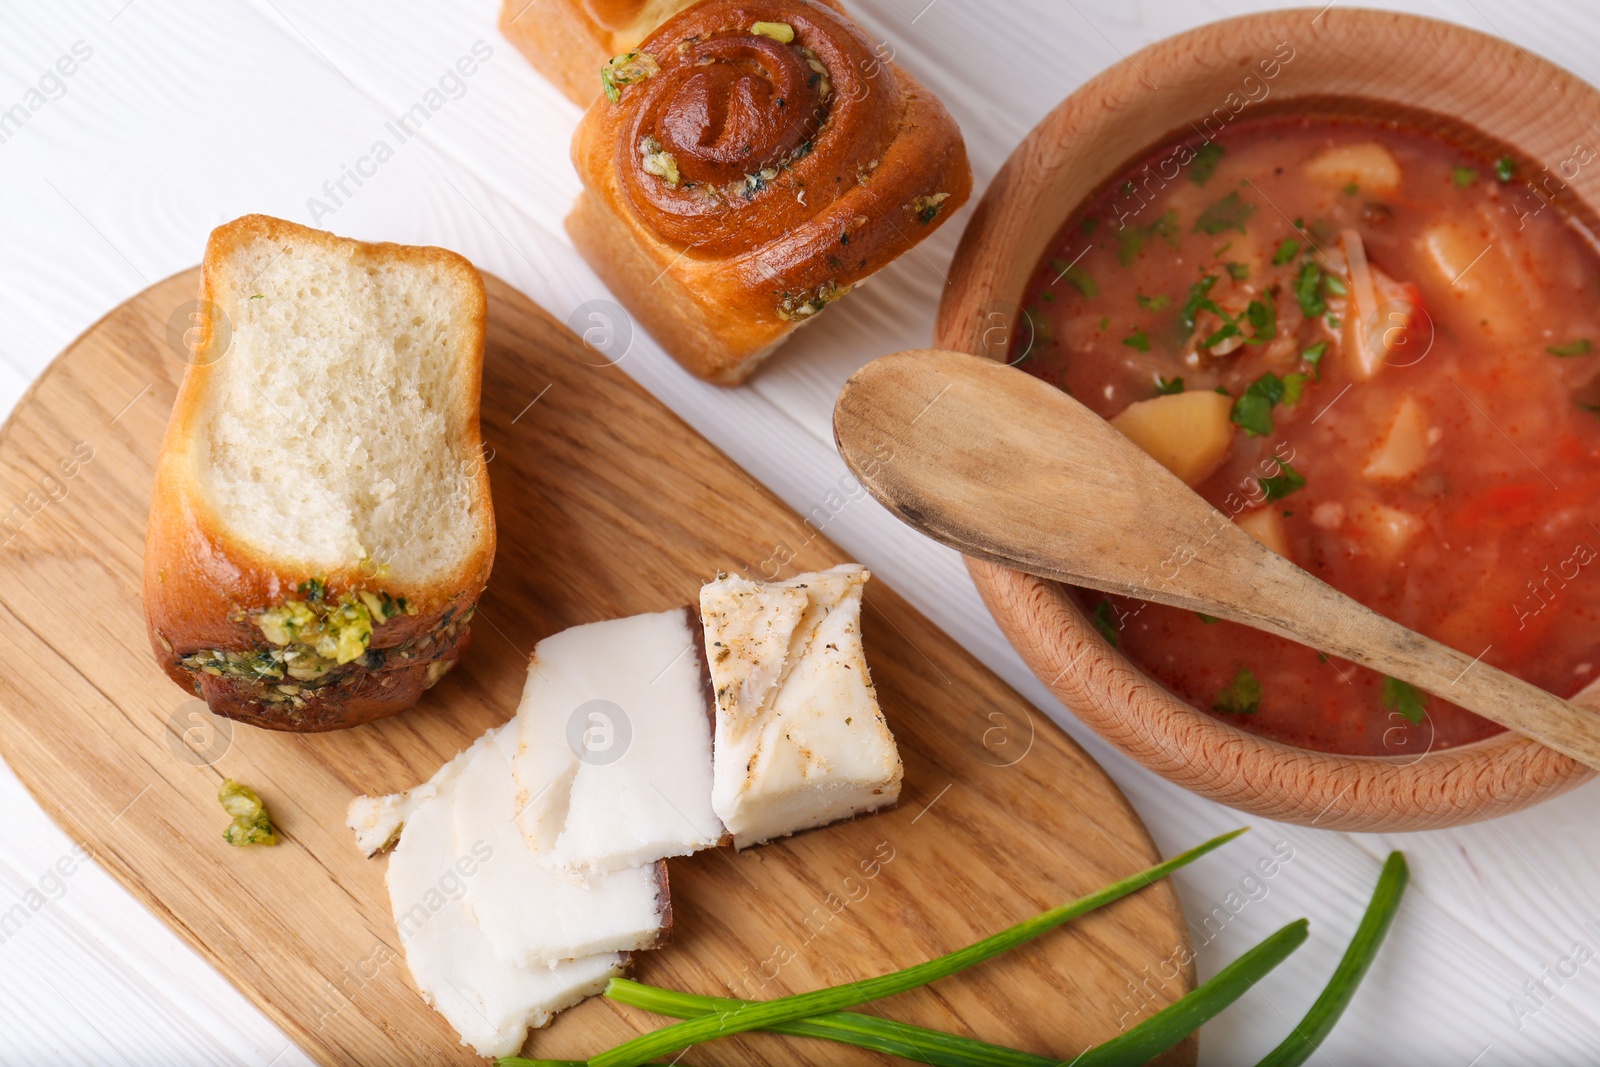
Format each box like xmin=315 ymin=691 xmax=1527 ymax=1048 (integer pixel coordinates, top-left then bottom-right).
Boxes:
xmin=1013 ymin=114 xmax=1600 ymax=755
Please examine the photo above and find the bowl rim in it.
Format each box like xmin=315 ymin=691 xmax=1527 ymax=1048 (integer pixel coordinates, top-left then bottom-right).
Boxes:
xmin=935 ymin=6 xmax=1597 ymax=830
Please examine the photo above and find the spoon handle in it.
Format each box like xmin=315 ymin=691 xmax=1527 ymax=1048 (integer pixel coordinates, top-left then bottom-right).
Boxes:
xmin=1154 ymin=541 xmax=1600 ymax=771
xmin=954 ymin=493 xmax=1600 ymax=769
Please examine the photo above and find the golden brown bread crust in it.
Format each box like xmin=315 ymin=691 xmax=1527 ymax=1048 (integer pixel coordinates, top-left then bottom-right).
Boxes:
xmin=566 ymin=0 xmax=972 ymax=384
xmin=498 ymin=0 xmax=699 ymax=107
xmin=143 ymin=215 xmax=496 ymax=732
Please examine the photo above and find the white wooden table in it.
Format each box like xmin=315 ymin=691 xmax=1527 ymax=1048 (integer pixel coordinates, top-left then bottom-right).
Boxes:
xmin=3 ymin=0 xmax=1598 ymax=1063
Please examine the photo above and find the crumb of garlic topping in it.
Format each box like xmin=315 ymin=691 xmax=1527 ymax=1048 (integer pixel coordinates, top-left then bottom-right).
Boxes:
xmin=219 ymin=778 xmax=278 ymax=846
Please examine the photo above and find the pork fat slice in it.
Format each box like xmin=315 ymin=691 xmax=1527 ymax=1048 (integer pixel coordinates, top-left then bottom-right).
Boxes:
xmin=348 ymin=783 xmax=437 ymax=857
xmin=452 ymin=724 xmax=671 ymax=966
xmin=701 ymin=565 xmax=903 ymax=848
xmin=513 ymin=607 xmax=724 ymax=875
xmin=374 ymin=733 xmax=625 ymax=1058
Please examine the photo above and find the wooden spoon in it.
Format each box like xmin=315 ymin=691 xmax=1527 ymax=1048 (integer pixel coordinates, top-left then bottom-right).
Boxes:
xmin=834 ymin=348 xmax=1600 ymax=771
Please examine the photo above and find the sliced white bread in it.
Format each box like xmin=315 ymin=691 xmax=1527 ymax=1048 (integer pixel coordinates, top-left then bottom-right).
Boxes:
xmin=143 ymin=214 xmax=495 ymax=730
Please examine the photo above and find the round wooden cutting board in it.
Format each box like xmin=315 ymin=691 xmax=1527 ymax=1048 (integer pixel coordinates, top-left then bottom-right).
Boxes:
xmin=0 ymin=270 xmax=1196 ymax=1065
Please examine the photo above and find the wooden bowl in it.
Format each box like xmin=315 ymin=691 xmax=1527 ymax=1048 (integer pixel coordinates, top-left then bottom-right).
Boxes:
xmin=935 ymin=8 xmax=1600 ymax=830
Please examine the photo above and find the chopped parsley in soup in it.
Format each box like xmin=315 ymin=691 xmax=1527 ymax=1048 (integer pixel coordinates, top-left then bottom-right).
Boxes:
xmin=1013 ymin=114 xmax=1600 ymax=755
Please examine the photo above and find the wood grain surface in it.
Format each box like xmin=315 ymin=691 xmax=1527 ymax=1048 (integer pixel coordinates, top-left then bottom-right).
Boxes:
xmin=933 ymin=6 xmax=1600 ymax=830
xmin=0 ymin=269 xmax=1195 ymax=1066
